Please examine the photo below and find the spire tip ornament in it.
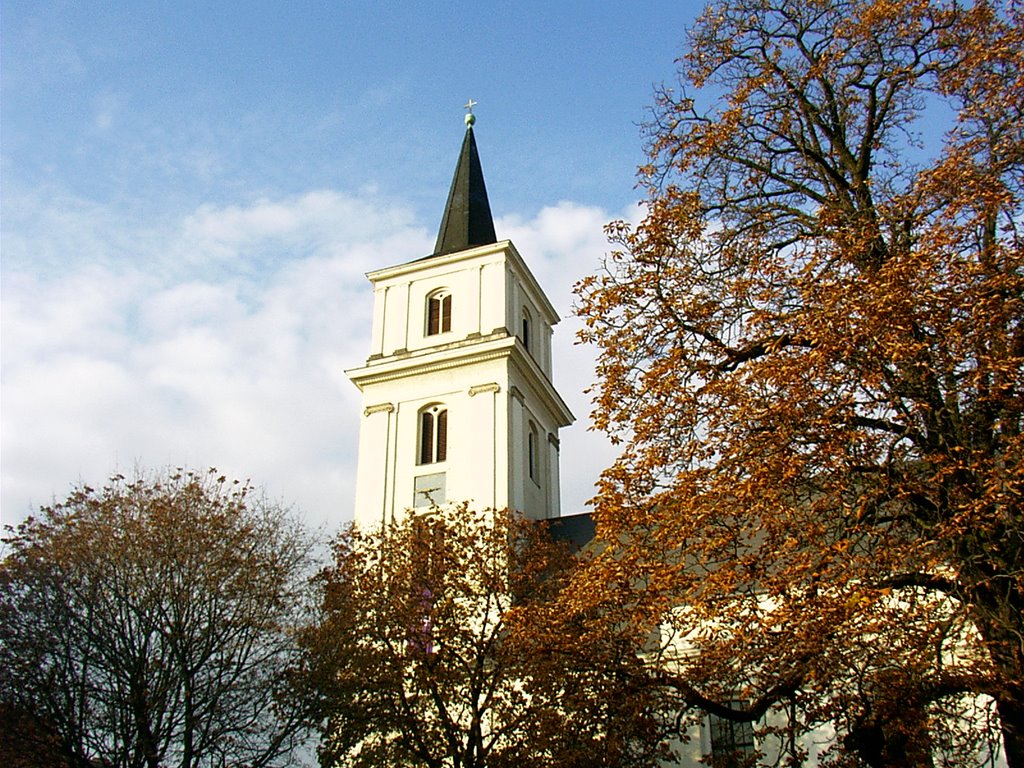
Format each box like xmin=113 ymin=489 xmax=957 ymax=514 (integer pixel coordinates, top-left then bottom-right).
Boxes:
xmin=464 ymin=98 xmax=477 ymax=127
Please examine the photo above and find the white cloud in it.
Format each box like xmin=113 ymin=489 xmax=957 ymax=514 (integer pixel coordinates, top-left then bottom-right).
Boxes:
xmin=179 ymin=190 xmax=419 ymax=266
xmin=93 ymin=91 xmax=124 ymax=131
xmin=1 ymin=191 xmax=626 ymax=531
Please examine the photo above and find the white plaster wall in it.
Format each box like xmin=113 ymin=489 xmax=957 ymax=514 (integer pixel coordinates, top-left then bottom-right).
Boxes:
xmin=350 ymin=241 xmax=571 ymax=528
xmin=505 ymin=356 xmax=568 ymax=520
xmin=352 ymin=355 xmax=514 ymax=527
xmin=353 ymin=403 xmax=395 ymax=529
xmin=368 ymin=248 xmax=517 ymax=359
xmin=506 ymin=264 xmax=553 ymax=378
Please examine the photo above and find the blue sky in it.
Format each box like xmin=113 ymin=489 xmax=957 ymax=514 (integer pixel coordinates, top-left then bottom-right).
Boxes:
xmin=2 ymin=1 xmax=708 ymax=529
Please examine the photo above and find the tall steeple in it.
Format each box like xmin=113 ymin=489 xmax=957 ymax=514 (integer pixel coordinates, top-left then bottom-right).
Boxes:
xmin=347 ymin=109 xmax=573 ymax=528
xmin=433 ymin=107 xmax=497 ymax=256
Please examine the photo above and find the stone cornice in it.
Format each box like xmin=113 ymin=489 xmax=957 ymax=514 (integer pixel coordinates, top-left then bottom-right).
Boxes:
xmin=502 ymin=243 xmax=561 ymax=326
xmin=347 ymin=337 xmax=517 ymax=387
xmin=365 ymin=240 xmax=562 ymax=327
xmin=367 ymin=240 xmax=512 ymax=282
xmin=508 ymin=345 xmax=575 ymax=427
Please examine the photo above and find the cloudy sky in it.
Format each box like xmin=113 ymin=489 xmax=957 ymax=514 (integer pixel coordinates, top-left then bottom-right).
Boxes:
xmin=2 ymin=1 xmax=707 ymax=531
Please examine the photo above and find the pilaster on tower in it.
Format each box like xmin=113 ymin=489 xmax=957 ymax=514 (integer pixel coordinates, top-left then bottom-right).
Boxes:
xmin=346 ymin=111 xmax=573 ymax=529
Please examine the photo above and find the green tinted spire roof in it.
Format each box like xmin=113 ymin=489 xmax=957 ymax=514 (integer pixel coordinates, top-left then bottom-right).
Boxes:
xmin=433 ymin=104 xmax=497 ymax=257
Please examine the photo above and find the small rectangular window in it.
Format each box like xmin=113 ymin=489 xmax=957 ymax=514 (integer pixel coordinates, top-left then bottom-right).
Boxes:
xmin=413 ymin=473 xmax=446 ymax=507
xmin=708 ymin=702 xmax=756 ymax=768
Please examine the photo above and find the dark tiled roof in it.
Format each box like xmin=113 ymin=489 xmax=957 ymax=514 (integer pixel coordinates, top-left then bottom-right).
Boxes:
xmin=432 ymin=126 xmax=497 ymax=257
xmin=544 ymin=512 xmax=595 ymax=551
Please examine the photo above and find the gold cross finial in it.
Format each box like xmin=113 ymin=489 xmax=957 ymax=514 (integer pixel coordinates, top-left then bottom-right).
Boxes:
xmin=464 ymin=99 xmax=478 ymax=127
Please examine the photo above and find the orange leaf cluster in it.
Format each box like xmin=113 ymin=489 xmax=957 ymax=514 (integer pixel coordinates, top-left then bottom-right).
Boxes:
xmin=574 ymin=1 xmax=1023 ymax=764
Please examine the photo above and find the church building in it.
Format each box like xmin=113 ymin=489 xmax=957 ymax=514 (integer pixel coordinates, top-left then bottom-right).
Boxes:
xmin=346 ymin=109 xmax=574 ymax=529
xmin=341 ymin=111 xmax=1003 ymax=768
xmin=343 ymin=110 xmax=781 ymax=767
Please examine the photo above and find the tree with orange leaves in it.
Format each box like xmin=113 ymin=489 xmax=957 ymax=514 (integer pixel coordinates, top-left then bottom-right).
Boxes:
xmin=576 ymin=0 xmax=1023 ymax=765
xmin=298 ymin=507 xmax=668 ymax=768
xmin=0 ymin=469 xmax=316 ymax=768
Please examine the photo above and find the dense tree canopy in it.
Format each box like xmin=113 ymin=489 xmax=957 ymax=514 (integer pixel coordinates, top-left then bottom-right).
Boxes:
xmin=299 ymin=507 xmax=667 ymax=768
xmin=575 ymin=0 xmax=1023 ymax=765
xmin=0 ymin=469 xmax=316 ymax=768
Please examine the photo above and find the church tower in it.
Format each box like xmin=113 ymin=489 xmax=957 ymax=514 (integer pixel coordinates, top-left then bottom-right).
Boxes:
xmin=347 ymin=111 xmax=574 ymax=529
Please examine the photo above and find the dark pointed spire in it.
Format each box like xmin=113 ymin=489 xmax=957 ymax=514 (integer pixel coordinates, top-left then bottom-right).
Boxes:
xmin=433 ymin=109 xmax=497 ymax=257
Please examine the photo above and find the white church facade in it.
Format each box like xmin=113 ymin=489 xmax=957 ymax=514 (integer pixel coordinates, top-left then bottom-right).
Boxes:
xmin=346 ymin=113 xmax=573 ymax=530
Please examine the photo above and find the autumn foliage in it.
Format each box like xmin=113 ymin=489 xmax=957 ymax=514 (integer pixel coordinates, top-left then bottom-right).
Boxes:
xmin=0 ymin=469 xmax=316 ymax=768
xmin=298 ymin=507 xmax=667 ymax=768
xmin=575 ymin=0 xmax=1023 ymax=765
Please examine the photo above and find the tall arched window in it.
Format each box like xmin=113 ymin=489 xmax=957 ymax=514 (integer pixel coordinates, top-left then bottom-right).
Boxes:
xmin=419 ymin=404 xmax=448 ymax=464
xmin=520 ymin=307 xmax=532 ymax=352
xmin=528 ymin=421 xmax=540 ymax=484
xmin=427 ymin=290 xmax=452 ymax=336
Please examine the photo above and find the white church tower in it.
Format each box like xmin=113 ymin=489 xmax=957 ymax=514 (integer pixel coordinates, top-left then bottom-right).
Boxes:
xmin=347 ymin=111 xmax=574 ymax=529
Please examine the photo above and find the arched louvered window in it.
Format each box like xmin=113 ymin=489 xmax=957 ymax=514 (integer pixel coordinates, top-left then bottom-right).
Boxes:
xmin=520 ymin=307 xmax=532 ymax=351
xmin=427 ymin=291 xmax=452 ymax=336
xmin=419 ymin=405 xmax=448 ymax=464
xmin=528 ymin=421 xmax=540 ymax=483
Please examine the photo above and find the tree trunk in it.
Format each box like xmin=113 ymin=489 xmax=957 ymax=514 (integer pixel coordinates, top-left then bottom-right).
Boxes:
xmin=130 ymin=668 xmax=160 ymax=768
xmin=844 ymin=716 xmax=934 ymax=768
xmin=977 ymin=599 xmax=1024 ymax=768
xmin=998 ymin=692 xmax=1024 ymax=768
